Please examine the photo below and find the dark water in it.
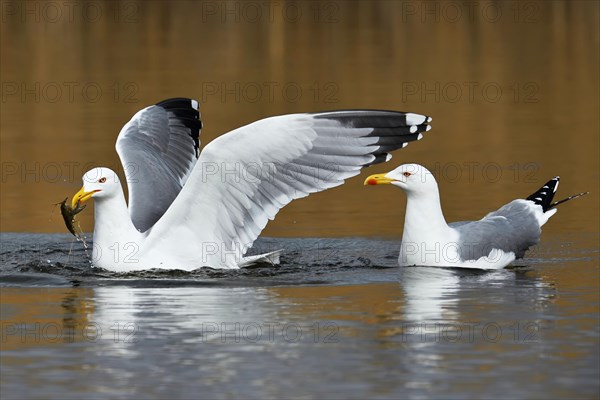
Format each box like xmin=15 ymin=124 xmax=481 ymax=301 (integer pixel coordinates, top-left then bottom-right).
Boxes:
xmin=1 ymin=232 xmax=599 ymax=399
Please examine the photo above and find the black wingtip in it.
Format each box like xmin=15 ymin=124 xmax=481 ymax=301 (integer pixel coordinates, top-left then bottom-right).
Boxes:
xmin=526 ymin=177 xmax=560 ymax=212
xmin=156 ymin=98 xmax=202 ymax=157
xmin=311 ymin=110 xmax=432 ymax=168
xmin=312 ymin=109 xmax=432 ymax=129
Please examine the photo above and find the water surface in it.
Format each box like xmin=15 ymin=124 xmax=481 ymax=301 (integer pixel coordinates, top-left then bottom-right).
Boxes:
xmin=1 ymin=232 xmax=599 ymax=399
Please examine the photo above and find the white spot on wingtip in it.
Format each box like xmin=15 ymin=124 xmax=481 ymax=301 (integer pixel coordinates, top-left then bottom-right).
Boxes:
xmin=191 ymin=99 xmax=199 ymax=110
xmin=402 ymin=142 xmax=409 ymax=148
xmin=427 ymin=116 xmax=432 ymax=122
xmin=406 ymin=113 xmax=426 ymax=125
xmin=426 ymin=125 xmax=432 ymax=131
xmin=417 ymin=133 xmax=423 ymax=140
xmin=410 ymin=125 xmax=417 ymax=133
xmin=535 ymin=197 xmax=542 ymax=201
xmin=385 ymin=153 xmax=392 ymax=161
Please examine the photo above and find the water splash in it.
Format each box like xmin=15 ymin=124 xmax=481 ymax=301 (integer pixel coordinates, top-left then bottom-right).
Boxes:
xmin=75 ymin=234 xmax=93 ymax=267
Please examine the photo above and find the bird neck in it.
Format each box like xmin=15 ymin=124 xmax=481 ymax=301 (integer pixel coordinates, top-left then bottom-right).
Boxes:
xmin=93 ymin=188 xmax=141 ymax=250
xmin=402 ymin=188 xmax=451 ymax=243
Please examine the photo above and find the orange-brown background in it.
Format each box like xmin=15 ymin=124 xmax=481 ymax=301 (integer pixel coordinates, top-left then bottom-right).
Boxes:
xmin=1 ymin=0 xmax=598 ymax=237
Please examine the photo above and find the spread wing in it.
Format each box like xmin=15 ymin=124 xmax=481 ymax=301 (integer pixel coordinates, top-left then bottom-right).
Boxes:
xmin=149 ymin=110 xmax=432 ymax=268
xmin=115 ymin=98 xmax=202 ymax=232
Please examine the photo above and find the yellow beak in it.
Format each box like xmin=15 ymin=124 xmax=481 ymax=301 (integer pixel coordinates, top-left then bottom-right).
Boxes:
xmin=71 ymin=187 xmax=98 ymax=208
xmin=364 ymin=173 xmax=395 ymax=186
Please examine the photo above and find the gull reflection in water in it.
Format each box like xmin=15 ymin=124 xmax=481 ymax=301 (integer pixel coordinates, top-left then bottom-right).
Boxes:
xmin=398 ymin=266 xmax=462 ymax=322
xmin=90 ymin=286 xmax=277 ymax=341
xmin=396 ymin=265 xmax=554 ymax=338
xmin=87 ymin=286 xmax=288 ymax=389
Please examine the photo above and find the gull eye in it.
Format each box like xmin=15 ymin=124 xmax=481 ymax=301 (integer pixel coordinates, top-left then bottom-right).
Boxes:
xmin=403 ymin=172 xmax=412 ymax=177
xmin=99 ymin=177 xmax=107 ymax=183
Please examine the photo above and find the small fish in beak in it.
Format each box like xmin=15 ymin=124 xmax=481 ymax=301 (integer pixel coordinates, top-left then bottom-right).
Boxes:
xmin=59 ymin=197 xmax=86 ymax=237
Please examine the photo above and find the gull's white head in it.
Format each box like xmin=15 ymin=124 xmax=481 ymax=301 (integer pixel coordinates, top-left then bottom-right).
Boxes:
xmin=364 ymin=163 xmax=438 ymax=195
xmin=71 ymin=167 xmax=121 ymax=207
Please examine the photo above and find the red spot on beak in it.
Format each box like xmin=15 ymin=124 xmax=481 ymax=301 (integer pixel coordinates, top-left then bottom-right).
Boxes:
xmin=367 ymin=178 xmax=377 ymax=185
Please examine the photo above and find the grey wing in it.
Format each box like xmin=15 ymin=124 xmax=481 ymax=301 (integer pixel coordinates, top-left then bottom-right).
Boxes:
xmin=115 ymin=98 xmax=202 ymax=232
xmin=451 ymin=200 xmax=542 ymax=260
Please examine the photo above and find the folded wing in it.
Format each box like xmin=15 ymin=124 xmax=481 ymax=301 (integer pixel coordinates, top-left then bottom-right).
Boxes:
xmin=451 ymin=200 xmax=542 ymax=260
